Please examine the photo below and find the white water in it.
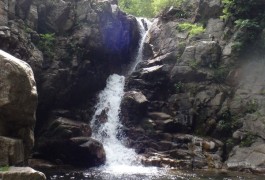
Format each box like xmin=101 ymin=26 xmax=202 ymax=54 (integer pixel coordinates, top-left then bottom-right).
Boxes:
xmin=90 ymin=18 xmax=161 ymax=175
xmin=128 ymin=18 xmax=152 ymax=75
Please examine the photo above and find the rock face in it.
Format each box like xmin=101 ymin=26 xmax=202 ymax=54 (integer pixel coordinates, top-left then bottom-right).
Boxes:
xmin=0 ymin=50 xmax=37 ymax=164
xmin=1 ymin=0 xmax=265 ymax=173
xmin=120 ymin=0 xmax=265 ymax=171
xmin=0 ymin=0 xmax=140 ymax=168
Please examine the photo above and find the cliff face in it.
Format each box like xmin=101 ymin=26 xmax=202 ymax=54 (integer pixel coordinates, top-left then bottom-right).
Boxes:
xmin=0 ymin=0 xmax=140 ymax=167
xmin=121 ymin=0 xmax=265 ymax=172
xmin=1 ymin=0 xmax=265 ymax=172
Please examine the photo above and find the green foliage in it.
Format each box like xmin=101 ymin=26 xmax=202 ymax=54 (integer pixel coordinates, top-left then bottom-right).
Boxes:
xmin=119 ymin=0 xmax=184 ymax=17
xmin=0 ymin=166 xmax=9 ymax=172
xmin=177 ymin=22 xmax=205 ymax=36
xmin=221 ymin=0 xmax=265 ymax=53
xmin=245 ymin=99 xmax=259 ymax=114
xmin=38 ymin=33 xmax=56 ymax=59
xmin=216 ymin=110 xmax=241 ymax=137
xmin=235 ymin=19 xmax=260 ymax=29
xmin=239 ymin=132 xmax=256 ymax=147
xmin=152 ymin=0 xmax=184 ymax=15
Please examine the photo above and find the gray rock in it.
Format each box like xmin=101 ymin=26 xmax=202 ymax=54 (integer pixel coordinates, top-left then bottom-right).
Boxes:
xmin=121 ymin=91 xmax=148 ymax=124
xmin=226 ymin=144 xmax=265 ymax=173
xmin=170 ymin=66 xmax=207 ymax=83
xmin=0 ymin=136 xmax=24 ymax=166
xmin=178 ymin=41 xmax=221 ymax=68
xmin=148 ymin=112 xmax=172 ymax=120
xmin=0 ymin=167 xmax=46 ymax=180
xmin=0 ymin=1 xmax=8 ymax=25
xmin=197 ymin=0 xmax=222 ymax=20
xmin=206 ymin=18 xmax=224 ymax=40
xmin=0 ymin=50 xmax=37 ymax=160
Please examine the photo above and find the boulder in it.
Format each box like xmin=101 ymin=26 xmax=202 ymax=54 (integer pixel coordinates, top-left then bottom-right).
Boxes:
xmin=0 ymin=167 xmax=46 ymax=180
xmin=37 ymin=136 xmax=106 ymax=167
xmin=0 ymin=50 xmax=37 ymax=161
xmin=178 ymin=41 xmax=221 ymax=68
xmin=226 ymin=143 xmax=265 ymax=173
xmin=36 ymin=117 xmax=105 ymax=167
xmin=121 ymin=91 xmax=148 ymax=124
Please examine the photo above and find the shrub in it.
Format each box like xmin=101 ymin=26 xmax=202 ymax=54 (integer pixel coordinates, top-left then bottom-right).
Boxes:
xmin=0 ymin=166 xmax=9 ymax=172
xmin=37 ymin=33 xmax=56 ymax=59
xmin=177 ymin=22 xmax=205 ymax=36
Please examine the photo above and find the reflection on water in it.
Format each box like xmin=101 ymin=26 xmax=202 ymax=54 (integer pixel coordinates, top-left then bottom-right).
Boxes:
xmin=45 ymin=167 xmax=264 ymax=180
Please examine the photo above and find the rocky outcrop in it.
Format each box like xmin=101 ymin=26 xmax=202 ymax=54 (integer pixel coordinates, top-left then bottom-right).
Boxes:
xmin=120 ymin=0 xmax=265 ymax=171
xmin=34 ymin=0 xmax=140 ymax=135
xmin=0 ymin=0 xmax=140 ymax=168
xmin=0 ymin=50 xmax=37 ymax=164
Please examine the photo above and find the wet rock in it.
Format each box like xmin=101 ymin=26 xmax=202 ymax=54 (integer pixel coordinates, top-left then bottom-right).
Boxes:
xmin=35 ymin=117 xmax=106 ymax=167
xmin=37 ymin=136 xmax=106 ymax=167
xmin=0 ymin=50 xmax=37 ymax=161
xmin=28 ymin=158 xmax=57 ymax=170
xmin=121 ymin=91 xmax=148 ymax=124
xmin=0 ymin=167 xmax=46 ymax=180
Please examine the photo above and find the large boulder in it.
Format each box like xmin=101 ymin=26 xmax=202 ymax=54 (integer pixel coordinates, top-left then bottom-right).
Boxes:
xmin=0 ymin=50 xmax=37 ymax=162
xmin=226 ymin=143 xmax=265 ymax=173
xmin=121 ymin=91 xmax=148 ymax=124
xmin=36 ymin=117 xmax=105 ymax=167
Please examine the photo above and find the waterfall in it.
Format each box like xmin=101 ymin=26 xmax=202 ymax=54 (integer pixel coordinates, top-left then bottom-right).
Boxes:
xmin=128 ymin=18 xmax=152 ymax=75
xmin=90 ymin=18 xmax=152 ymax=172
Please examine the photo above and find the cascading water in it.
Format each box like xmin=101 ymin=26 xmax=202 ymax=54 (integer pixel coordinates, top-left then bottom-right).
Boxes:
xmin=90 ymin=18 xmax=157 ymax=174
xmin=128 ymin=18 xmax=152 ymax=74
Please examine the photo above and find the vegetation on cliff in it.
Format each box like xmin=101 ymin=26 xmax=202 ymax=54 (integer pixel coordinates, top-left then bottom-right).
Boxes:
xmin=222 ymin=0 xmax=265 ymax=53
xmin=119 ymin=0 xmax=183 ymax=17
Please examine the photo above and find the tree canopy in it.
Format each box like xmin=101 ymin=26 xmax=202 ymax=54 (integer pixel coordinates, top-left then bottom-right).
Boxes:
xmin=118 ymin=0 xmax=184 ymax=17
